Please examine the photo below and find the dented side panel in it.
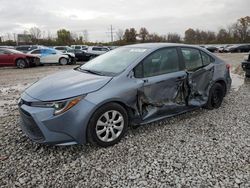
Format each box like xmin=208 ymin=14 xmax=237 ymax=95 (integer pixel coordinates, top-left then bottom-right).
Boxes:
xmin=187 ymin=64 xmax=214 ymax=106
xmin=137 ymin=71 xmax=189 ymax=120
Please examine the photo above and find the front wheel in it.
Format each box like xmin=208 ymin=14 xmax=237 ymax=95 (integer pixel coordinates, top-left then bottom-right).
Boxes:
xmin=87 ymin=103 xmax=128 ymax=147
xmin=59 ymin=57 xmax=68 ymax=65
xmin=204 ymin=83 xmax=224 ymax=110
xmin=16 ymin=59 xmax=27 ymax=69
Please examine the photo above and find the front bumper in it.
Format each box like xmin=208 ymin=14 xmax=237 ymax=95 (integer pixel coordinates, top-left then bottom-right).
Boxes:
xmin=18 ymin=93 xmax=96 ymax=145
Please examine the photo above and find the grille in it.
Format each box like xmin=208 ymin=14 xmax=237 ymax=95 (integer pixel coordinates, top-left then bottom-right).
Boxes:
xmin=19 ymin=108 xmax=44 ymax=141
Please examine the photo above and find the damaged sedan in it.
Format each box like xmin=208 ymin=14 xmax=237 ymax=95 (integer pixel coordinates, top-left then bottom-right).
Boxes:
xmin=18 ymin=43 xmax=231 ymax=147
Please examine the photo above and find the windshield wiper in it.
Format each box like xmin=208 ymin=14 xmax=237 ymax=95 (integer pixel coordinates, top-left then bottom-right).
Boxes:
xmin=76 ymin=67 xmax=105 ymax=76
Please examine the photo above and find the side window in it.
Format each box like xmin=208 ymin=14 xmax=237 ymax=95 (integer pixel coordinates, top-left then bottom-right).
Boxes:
xmin=101 ymin=48 xmax=109 ymax=52
xmin=200 ymin=51 xmax=213 ymax=66
xmin=92 ymin=47 xmax=101 ymax=51
xmin=134 ymin=48 xmax=180 ymax=78
xmin=0 ymin=49 xmax=5 ymax=54
xmin=31 ymin=50 xmax=41 ymax=54
xmin=181 ymin=48 xmax=203 ymax=71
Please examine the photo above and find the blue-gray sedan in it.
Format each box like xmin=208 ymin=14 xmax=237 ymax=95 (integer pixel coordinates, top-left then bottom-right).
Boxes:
xmin=18 ymin=43 xmax=231 ymax=147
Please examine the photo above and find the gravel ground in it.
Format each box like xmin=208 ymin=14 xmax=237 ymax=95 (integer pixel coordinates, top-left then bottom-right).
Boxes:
xmin=0 ymin=54 xmax=250 ymax=187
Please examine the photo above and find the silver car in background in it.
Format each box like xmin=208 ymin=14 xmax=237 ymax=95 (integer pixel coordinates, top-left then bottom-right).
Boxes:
xmin=18 ymin=43 xmax=231 ymax=147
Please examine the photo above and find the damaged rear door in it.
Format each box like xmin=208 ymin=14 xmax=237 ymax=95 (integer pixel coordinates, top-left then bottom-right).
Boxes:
xmin=180 ymin=48 xmax=215 ymax=106
xmin=134 ymin=47 xmax=189 ymax=121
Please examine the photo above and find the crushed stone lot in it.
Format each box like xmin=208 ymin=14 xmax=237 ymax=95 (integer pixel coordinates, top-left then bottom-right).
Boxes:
xmin=0 ymin=54 xmax=250 ymax=187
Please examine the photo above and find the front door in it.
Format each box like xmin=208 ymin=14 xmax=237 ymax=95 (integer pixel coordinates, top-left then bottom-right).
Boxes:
xmin=134 ymin=47 xmax=188 ymax=120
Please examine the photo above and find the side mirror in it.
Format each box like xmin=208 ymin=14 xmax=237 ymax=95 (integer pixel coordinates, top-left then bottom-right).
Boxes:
xmin=127 ymin=70 xmax=135 ymax=78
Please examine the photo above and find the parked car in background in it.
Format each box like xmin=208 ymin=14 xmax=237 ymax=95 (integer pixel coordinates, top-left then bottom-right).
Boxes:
xmin=27 ymin=48 xmax=75 ymax=65
xmin=53 ymin=46 xmax=73 ymax=53
xmin=218 ymin=45 xmax=233 ymax=53
xmin=107 ymin=46 xmax=119 ymax=50
xmin=226 ymin=44 xmax=250 ymax=53
xmin=206 ymin=45 xmax=218 ymax=53
xmin=0 ymin=46 xmax=15 ymax=49
xmin=0 ymin=48 xmax=40 ymax=68
xmin=85 ymin=46 xmax=110 ymax=60
xmin=71 ymin=45 xmax=88 ymax=52
xmin=241 ymin=53 xmax=250 ymax=77
xmin=54 ymin=46 xmax=88 ymax=61
xmin=69 ymin=49 xmax=89 ymax=61
xmin=15 ymin=45 xmax=39 ymax=53
xmin=18 ymin=43 xmax=231 ymax=147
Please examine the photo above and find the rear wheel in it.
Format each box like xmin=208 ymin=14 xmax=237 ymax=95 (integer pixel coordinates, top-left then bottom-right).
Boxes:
xmin=59 ymin=57 xmax=68 ymax=65
xmin=204 ymin=83 xmax=224 ymax=109
xmin=87 ymin=103 xmax=128 ymax=147
xmin=16 ymin=59 xmax=27 ymax=69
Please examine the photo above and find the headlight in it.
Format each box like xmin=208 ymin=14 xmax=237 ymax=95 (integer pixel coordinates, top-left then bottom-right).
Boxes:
xmin=30 ymin=96 xmax=84 ymax=115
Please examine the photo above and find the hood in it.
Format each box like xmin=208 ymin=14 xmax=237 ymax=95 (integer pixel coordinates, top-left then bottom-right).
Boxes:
xmin=25 ymin=69 xmax=112 ymax=101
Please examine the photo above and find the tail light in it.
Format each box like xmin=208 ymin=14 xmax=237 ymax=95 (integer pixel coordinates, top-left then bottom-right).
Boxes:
xmin=226 ymin=64 xmax=231 ymax=70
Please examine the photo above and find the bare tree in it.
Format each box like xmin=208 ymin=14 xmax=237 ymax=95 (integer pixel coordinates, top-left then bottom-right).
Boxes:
xmin=116 ymin=29 xmax=124 ymax=41
xmin=29 ymin=27 xmax=41 ymax=42
xmin=139 ymin=27 xmax=149 ymax=42
xmin=167 ymin=33 xmax=181 ymax=43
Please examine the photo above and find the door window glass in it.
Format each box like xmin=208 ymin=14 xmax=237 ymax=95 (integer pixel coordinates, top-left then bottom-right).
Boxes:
xmin=181 ymin=48 xmax=203 ymax=71
xmin=200 ymin=51 xmax=213 ymax=66
xmin=137 ymin=48 xmax=179 ymax=78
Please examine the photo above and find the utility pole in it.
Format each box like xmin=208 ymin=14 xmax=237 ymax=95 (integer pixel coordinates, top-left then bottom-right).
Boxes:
xmin=107 ymin=25 xmax=115 ymax=43
xmin=111 ymin=25 xmax=113 ymax=43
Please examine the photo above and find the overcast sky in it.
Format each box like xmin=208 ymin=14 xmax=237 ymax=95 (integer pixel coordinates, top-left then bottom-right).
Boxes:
xmin=0 ymin=0 xmax=249 ymax=42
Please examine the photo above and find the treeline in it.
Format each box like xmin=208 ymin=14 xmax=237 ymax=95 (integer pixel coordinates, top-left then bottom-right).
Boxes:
xmin=0 ymin=16 xmax=249 ymax=46
xmin=116 ymin=16 xmax=250 ymax=45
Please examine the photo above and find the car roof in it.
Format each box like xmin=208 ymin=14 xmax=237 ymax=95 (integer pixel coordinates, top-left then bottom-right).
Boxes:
xmin=124 ymin=43 xmax=197 ymax=50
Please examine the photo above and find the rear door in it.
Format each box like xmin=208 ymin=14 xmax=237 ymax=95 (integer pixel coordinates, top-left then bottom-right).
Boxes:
xmin=134 ymin=47 xmax=188 ymax=120
xmin=41 ymin=49 xmax=58 ymax=63
xmin=180 ymin=47 xmax=214 ymax=106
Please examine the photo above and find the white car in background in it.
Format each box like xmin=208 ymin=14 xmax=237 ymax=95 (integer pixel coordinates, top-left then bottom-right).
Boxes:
xmin=84 ymin=46 xmax=110 ymax=60
xmin=27 ymin=48 xmax=75 ymax=65
xmin=71 ymin=45 xmax=88 ymax=52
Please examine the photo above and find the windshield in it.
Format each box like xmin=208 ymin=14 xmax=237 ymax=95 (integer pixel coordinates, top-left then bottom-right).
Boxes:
xmin=8 ymin=49 xmax=24 ymax=54
xmin=79 ymin=47 xmax=148 ymax=76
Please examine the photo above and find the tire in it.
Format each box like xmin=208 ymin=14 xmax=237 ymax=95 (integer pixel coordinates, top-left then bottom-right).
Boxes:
xmin=87 ymin=103 xmax=128 ymax=147
xmin=59 ymin=57 xmax=68 ymax=65
xmin=204 ymin=83 xmax=224 ymax=110
xmin=16 ymin=59 xmax=27 ymax=69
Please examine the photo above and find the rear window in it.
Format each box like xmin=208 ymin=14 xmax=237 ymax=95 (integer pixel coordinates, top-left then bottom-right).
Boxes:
xmin=75 ymin=46 xmax=81 ymax=50
xmin=181 ymin=48 xmax=203 ymax=71
xmin=16 ymin=46 xmax=29 ymax=51
xmin=200 ymin=51 xmax=214 ymax=66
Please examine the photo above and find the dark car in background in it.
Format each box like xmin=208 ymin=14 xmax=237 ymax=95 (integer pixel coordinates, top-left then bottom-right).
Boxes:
xmin=18 ymin=43 xmax=231 ymax=147
xmin=241 ymin=53 xmax=250 ymax=77
xmin=226 ymin=44 xmax=250 ymax=53
xmin=206 ymin=46 xmax=218 ymax=53
xmin=0 ymin=48 xmax=40 ymax=68
xmin=54 ymin=46 xmax=89 ymax=61
xmin=15 ymin=45 xmax=39 ymax=53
